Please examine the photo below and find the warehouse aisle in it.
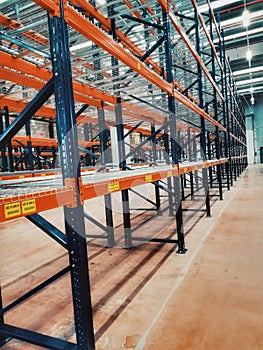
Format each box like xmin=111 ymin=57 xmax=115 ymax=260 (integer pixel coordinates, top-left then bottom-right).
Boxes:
xmin=133 ymin=164 xmax=263 ymax=350
xmin=91 ymin=164 xmax=263 ymax=350
xmin=1 ymin=165 xmax=262 ymax=350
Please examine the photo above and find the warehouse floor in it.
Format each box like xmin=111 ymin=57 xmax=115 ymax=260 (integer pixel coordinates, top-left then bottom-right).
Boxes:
xmin=1 ymin=164 xmax=263 ymax=350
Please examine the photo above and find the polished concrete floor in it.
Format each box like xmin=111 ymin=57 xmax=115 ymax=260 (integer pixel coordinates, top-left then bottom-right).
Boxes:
xmin=1 ymin=164 xmax=262 ymax=349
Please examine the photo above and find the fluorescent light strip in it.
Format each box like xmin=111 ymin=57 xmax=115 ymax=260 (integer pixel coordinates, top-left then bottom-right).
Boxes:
xmin=233 ymin=66 xmax=263 ymax=76
xmin=236 ymin=76 xmax=263 ymax=86
xmin=70 ymin=41 xmax=92 ymax=52
xmin=219 ymin=27 xmax=263 ymax=42
xmin=221 ymin=10 xmax=263 ymax=28
xmin=197 ymin=0 xmax=241 ymax=13
xmin=238 ymin=85 xmax=263 ymax=94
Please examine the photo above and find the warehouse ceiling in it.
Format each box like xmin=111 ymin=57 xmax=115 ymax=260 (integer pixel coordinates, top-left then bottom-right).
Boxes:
xmin=207 ymin=0 xmax=263 ymax=101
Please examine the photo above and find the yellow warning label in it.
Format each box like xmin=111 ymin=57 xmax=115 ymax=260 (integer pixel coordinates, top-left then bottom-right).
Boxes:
xmin=195 ymin=166 xmax=198 ymax=170
xmin=19 ymin=175 xmax=25 ymax=179
xmin=108 ymin=181 xmax=120 ymax=192
xmin=145 ymin=175 xmax=152 ymax=183
xmin=184 ymin=167 xmax=188 ymax=173
xmin=4 ymin=202 xmax=21 ymax=219
xmin=41 ymin=173 xmax=46 ymax=177
xmin=22 ymin=199 xmax=36 ymax=215
xmin=167 ymin=170 xmax=172 ymax=177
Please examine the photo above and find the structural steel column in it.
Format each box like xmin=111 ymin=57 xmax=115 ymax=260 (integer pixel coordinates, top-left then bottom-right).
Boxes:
xmin=0 ymin=111 xmax=7 ymax=172
xmin=97 ymin=106 xmax=115 ymax=247
xmin=115 ymin=97 xmax=132 ymax=248
xmin=3 ymin=107 xmax=13 ymax=172
xmin=163 ymin=9 xmax=187 ymax=254
xmin=209 ymin=11 xmax=223 ymax=200
xmin=48 ymin=1 xmax=95 ymax=348
xmin=194 ymin=9 xmax=211 ymax=217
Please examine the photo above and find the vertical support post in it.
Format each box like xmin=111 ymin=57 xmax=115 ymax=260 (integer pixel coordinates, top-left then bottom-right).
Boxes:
xmin=0 ymin=111 xmax=7 ymax=171
xmin=49 ymin=121 xmax=56 ymax=169
xmin=207 ymin=130 xmax=213 ymax=187
xmin=25 ymin=120 xmax=34 ymax=171
xmin=188 ymin=128 xmax=195 ymax=200
xmin=152 ymin=122 xmax=161 ymax=211
xmin=151 ymin=123 xmax=157 ymax=162
xmin=36 ymin=146 xmax=42 ymax=169
xmin=163 ymin=119 xmax=174 ymax=216
xmin=115 ymin=98 xmax=132 ymax=248
xmin=0 ymin=286 xmax=11 ymax=346
xmin=210 ymin=12 xmax=223 ymax=200
xmin=97 ymin=106 xmax=115 ymax=248
xmin=195 ymin=9 xmax=211 ymax=217
xmin=48 ymin=2 xmax=95 ymax=348
xmin=3 ymin=107 xmax=13 ymax=172
xmin=193 ymin=134 xmax=199 ymax=190
xmin=163 ymin=9 xmax=187 ymax=254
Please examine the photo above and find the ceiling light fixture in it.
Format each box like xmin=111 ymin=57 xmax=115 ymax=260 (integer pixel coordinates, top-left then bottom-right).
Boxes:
xmin=242 ymin=9 xmax=250 ymax=27
xmin=246 ymin=49 xmax=252 ymax=61
xmin=233 ymin=66 xmax=263 ymax=77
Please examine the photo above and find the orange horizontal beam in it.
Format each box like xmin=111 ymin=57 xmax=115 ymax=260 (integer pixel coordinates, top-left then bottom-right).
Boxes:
xmin=0 ymin=52 xmax=115 ymax=106
xmin=169 ymin=11 xmax=225 ymax=102
xmin=0 ymin=187 xmax=75 ymax=222
xmin=0 ymin=67 xmax=45 ymax=91
xmin=0 ymin=159 xmax=229 ymax=222
xmin=32 ymin=0 xmax=59 ymax=15
xmin=0 ymin=96 xmax=56 ymax=118
xmin=11 ymin=136 xmax=58 ymax=148
xmin=70 ymin=0 xmax=163 ymax=76
xmin=191 ymin=0 xmax=223 ymax=73
xmin=66 ymin=7 xmax=226 ymax=132
xmin=81 ymin=159 xmax=229 ymax=200
xmin=0 ymin=14 xmax=49 ymax=45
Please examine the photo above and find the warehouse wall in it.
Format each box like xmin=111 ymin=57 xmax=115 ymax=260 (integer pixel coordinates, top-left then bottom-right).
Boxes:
xmin=245 ymin=92 xmax=263 ymax=164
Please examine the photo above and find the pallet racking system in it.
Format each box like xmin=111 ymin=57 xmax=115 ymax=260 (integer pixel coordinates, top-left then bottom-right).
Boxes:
xmin=0 ymin=0 xmax=247 ymax=349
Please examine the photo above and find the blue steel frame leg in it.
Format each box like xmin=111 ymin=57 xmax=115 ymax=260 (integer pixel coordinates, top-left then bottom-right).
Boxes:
xmin=0 ymin=111 xmax=7 ymax=171
xmin=48 ymin=2 xmax=95 ymax=349
xmin=25 ymin=120 xmax=34 ymax=171
xmin=3 ymin=107 xmax=13 ymax=172
xmin=209 ymin=10 xmax=223 ymax=200
xmin=163 ymin=9 xmax=187 ymax=254
xmin=97 ymin=106 xmax=115 ymax=247
xmin=151 ymin=123 xmax=161 ymax=211
xmin=195 ymin=8 xmax=211 ymax=217
xmin=163 ymin=120 xmax=174 ymax=216
xmin=115 ymin=97 xmax=132 ymax=248
xmin=0 ymin=287 xmax=11 ymax=346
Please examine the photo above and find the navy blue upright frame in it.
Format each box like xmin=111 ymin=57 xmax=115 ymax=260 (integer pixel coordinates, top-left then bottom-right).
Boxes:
xmin=48 ymin=1 xmax=95 ymax=349
xmin=162 ymin=10 xmax=187 ymax=254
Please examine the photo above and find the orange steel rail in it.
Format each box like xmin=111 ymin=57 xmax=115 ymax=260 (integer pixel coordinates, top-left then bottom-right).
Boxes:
xmin=191 ymin=0 xmax=223 ymax=73
xmin=0 ymin=14 xmax=49 ymax=46
xmin=66 ymin=6 xmax=227 ymax=132
xmin=0 ymin=159 xmax=228 ymax=222
xmin=169 ymin=11 xmax=225 ymax=103
xmin=9 ymin=136 xmax=100 ymax=149
xmin=0 ymin=96 xmax=56 ymax=118
xmin=0 ymin=6 xmax=199 ymax=117
xmin=206 ymin=0 xmax=222 ymax=40
xmin=0 ymin=54 xmax=165 ymax=126
xmin=68 ymin=0 xmax=200 ymax=106
xmin=0 ymin=53 xmax=113 ymax=107
xmin=0 ymin=186 xmax=76 ymax=222
xmin=69 ymin=0 xmax=163 ymax=76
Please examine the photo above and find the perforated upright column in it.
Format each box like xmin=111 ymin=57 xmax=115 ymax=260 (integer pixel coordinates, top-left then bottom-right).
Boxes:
xmin=48 ymin=2 xmax=95 ymax=349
